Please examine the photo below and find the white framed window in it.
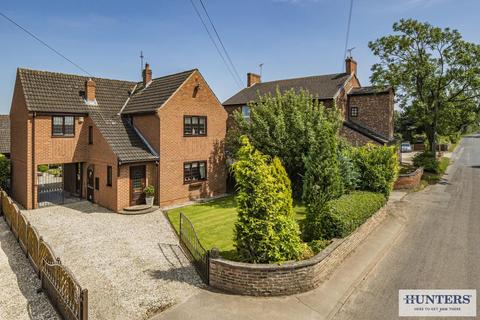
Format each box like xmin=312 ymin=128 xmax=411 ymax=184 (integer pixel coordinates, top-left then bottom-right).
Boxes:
xmin=241 ymin=105 xmax=250 ymax=120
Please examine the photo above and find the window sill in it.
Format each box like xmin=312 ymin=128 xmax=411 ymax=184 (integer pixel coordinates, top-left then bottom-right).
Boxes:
xmin=52 ymin=134 xmax=75 ymax=138
xmin=183 ymin=134 xmax=207 ymax=138
xmin=184 ymin=179 xmax=207 ymax=186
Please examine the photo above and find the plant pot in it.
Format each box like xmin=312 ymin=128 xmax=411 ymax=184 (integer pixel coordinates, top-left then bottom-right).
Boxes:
xmin=145 ymin=196 xmax=154 ymax=206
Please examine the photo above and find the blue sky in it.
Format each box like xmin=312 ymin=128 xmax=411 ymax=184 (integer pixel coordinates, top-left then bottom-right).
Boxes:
xmin=1 ymin=0 xmax=479 ymax=113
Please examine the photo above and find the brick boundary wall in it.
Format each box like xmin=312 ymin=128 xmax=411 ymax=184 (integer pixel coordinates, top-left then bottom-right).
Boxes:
xmin=209 ymin=205 xmax=390 ymax=296
xmin=394 ymin=167 xmax=424 ymax=190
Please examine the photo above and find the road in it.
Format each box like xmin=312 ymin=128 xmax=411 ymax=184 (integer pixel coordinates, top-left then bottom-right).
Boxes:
xmin=333 ymin=135 xmax=480 ymax=319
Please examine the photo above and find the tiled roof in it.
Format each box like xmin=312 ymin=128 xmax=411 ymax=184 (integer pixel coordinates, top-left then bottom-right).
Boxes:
xmin=19 ymin=68 xmax=136 ymax=114
xmin=223 ymin=73 xmax=352 ymax=106
xmin=17 ymin=68 xmax=163 ymax=162
xmin=343 ymin=121 xmax=391 ymax=144
xmin=122 ymin=69 xmax=196 ymax=114
xmin=348 ymin=86 xmax=391 ymax=96
xmin=0 ymin=115 xmax=10 ymax=154
xmin=88 ymin=111 xmax=158 ymax=163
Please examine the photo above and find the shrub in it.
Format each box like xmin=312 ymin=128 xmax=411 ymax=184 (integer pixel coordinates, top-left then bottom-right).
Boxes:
xmin=230 ymin=88 xmax=341 ymax=198
xmin=0 ymin=154 xmax=9 ymax=190
xmin=232 ymin=136 xmax=303 ymax=263
xmin=413 ymin=152 xmax=439 ymax=173
xmin=353 ymin=144 xmax=399 ymax=197
xmin=338 ymin=141 xmax=360 ymax=192
xmin=144 ymin=185 xmax=155 ymax=197
xmin=38 ymin=164 xmax=48 ymax=173
xmin=307 ymin=239 xmax=331 ymax=254
xmin=302 ymin=119 xmax=343 ymax=241
xmin=319 ymin=191 xmax=386 ymax=238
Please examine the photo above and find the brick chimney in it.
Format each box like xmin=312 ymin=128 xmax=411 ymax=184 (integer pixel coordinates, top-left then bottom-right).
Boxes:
xmin=345 ymin=57 xmax=357 ymax=75
xmin=85 ymin=78 xmax=96 ymax=103
xmin=247 ymin=72 xmax=261 ymax=87
xmin=143 ymin=63 xmax=152 ymax=86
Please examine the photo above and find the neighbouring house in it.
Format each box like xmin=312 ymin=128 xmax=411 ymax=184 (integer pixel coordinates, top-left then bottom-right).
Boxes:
xmin=223 ymin=57 xmax=394 ymax=145
xmin=0 ymin=115 xmax=10 ymax=158
xmin=10 ymin=64 xmax=227 ymax=211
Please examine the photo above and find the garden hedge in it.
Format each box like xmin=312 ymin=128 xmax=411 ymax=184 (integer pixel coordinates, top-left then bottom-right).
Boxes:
xmin=320 ymin=191 xmax=386 ymax=239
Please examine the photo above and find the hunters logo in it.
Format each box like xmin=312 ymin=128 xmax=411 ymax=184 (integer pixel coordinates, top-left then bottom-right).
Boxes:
xmin=399 ymin=290 xmax=477 ymax=317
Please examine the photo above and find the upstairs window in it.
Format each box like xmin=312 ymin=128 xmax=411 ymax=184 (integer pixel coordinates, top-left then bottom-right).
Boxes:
xmin=184 ymin=116 xmax=207 ymax=136
xmin=52 ymin=116 xmax=75 ymax=137
xmin=184 ymin=161 xmax=207 ymax=183
xmin=350 ymin=106 xmax=358 ymax=117
xmin=241 ymin=105 xmax=250 ymax=120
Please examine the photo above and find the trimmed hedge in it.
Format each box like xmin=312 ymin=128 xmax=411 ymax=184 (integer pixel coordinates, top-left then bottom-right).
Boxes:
xmin=320 ymin=191 xmax=386 ymax=239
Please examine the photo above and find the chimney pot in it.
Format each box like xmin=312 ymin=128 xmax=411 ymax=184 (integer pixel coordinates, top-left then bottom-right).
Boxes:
xmin=247 ymin=73 xmax=261 ymax=87
xmin=345 ymin=57 xmax=357 ymax=75
xmin=85 ymin=78 xmax=96 ymax=103
xmin=143 ymin=63 xmax=152 ymax=86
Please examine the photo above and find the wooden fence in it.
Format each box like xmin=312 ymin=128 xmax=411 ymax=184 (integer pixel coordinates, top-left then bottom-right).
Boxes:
xmin=0 ymin=190 xmax=88 ymax=320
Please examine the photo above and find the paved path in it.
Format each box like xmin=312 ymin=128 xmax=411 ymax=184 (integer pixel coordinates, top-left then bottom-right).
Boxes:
xmin=333 ymin=135 xmax=480 ymax=319
xmin=0 ymin=219 xmax=59 ymax=320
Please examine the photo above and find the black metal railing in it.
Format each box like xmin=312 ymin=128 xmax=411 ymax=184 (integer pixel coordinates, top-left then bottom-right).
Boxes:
xmin=179 ymin=212 xmax=210 ymax=284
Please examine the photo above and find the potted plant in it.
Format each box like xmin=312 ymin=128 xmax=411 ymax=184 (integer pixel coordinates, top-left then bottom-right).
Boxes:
xmin=144 ymin=185 xmax=155 ymax=206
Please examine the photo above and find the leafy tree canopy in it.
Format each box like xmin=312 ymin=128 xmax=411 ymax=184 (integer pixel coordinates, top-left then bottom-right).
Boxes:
xmin=369 ymin=19 xmax=480 ymax=152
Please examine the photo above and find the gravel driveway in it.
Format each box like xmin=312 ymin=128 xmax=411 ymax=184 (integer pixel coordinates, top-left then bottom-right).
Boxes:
xmin=0 ymin=218 xmax=60 ymax=320
xmin=22 ymin=201 xmax=202 ymax=320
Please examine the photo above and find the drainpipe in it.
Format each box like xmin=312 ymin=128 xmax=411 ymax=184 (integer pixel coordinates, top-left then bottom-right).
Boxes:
xmin=31 ymin=112 xmax=36 ymax=209
xmin=155 ymin=160 xmax=159 ymax=206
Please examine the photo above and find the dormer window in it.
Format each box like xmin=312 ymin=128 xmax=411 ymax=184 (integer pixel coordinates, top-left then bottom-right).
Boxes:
xmin=52 ymin=116 xmax=75 ymax=137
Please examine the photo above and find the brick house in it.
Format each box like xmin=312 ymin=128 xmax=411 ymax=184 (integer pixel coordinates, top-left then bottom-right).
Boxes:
xmin=223 ymin=57 xmax=394 ymax=145
xmin=10 ymin=65 xmax=227 ymax=212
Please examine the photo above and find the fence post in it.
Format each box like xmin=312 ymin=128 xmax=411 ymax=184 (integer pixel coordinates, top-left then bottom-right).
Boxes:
xmin=179 ymin=211 xmax=183 ymax=240
xmin=81 ymin=289 xmax=89 ymax=320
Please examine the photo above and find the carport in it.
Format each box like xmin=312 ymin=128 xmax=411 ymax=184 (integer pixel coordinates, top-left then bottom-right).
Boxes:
xmin=36 ymin=163 xmax=82 ymax=207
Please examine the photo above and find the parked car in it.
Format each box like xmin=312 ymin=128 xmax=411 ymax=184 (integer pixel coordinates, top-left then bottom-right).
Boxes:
xmin=400 ymin=142 xmax=413 ymax=153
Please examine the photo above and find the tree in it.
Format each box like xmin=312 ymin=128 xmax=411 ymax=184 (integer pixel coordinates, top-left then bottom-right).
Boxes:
xmin=369 ymin=19 xmax=480 ymax=154
xmin=232 ymin=136 xmax=303 ymax=263
xmin=230 ymin=89 xmax=341 ymax=198
xmin=302 ymin=118 xmax=343 ymax=241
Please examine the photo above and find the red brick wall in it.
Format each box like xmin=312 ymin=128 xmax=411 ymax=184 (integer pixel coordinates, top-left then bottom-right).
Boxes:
xmin=394 ymin=168 xmax=423 ymax=190
xmin=10 ymin=74 xmax=32 ymax=208
xmin=157 ymin=70 xmax=227 ymax=207
xmin=347 ymin=91 xmax=394 ymax=140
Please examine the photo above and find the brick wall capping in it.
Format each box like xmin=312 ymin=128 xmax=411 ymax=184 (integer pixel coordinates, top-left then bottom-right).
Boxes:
xmin=398 ymin=167 xmax=423 ymax=177
xmin=211 ymin=238 xmax=344 ymax=271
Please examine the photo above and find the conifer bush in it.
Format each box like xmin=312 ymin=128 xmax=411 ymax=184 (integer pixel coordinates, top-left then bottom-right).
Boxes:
xmin=232 ymin=136 xmax=303 ymax=263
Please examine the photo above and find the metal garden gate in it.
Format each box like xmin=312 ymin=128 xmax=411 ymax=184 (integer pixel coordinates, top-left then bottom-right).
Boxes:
xmin=179 ymin=212 xmax=210 ymax=284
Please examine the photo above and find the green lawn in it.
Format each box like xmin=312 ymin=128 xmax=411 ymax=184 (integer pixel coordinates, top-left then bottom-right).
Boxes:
xmin=166 ymin=196 xmax=305 ymax=260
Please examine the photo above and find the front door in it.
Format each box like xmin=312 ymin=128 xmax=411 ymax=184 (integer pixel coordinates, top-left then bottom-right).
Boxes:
xmin=130 ymin=165 xmax=146 ymax=206
xmin=87 ymin=165 xmax=94 ymax=202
